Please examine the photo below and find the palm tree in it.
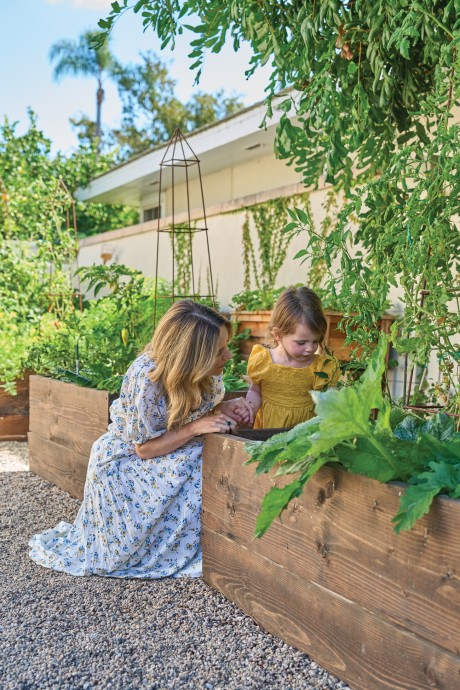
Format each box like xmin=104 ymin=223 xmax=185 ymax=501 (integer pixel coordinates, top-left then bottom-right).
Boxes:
xmin=49 ymin=31 xmax=114 ymax=142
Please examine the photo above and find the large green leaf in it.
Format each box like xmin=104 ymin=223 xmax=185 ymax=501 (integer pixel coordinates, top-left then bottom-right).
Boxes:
xmin=392 ymin=461 xmax=460 ymax=533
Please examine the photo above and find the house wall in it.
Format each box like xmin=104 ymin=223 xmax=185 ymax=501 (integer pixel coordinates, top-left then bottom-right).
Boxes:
xmin=79 ymin=140 xmax=321 ymax=307
xmin=138 ymin=150 xmax=303 ymax=219
xmin=78 ymin=147 xmax=453 ymax=403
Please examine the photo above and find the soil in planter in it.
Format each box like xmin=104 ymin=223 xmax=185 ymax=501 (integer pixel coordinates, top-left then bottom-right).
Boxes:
xmin=232 ymin=428 xmax=290 ymax=441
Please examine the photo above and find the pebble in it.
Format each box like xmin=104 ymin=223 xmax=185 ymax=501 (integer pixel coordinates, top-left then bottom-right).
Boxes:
xmin=0 ymin=442 xmax=351 ymax=689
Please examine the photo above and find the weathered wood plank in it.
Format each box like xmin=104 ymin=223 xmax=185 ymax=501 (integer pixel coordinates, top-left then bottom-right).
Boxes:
xmin=28 ymin=431 xmax=88 ymax=499
xmin=202 ymin=434 xmax=460 ymax=657
xmin=0 ymin=379 xmax=29 ymax=414
xmin=203 ymin=527 xmax=460 ymax=690
xmin=0 ymin=414 xmax=29 ymax=440
xmin=0 ymin=373 xmax=30 ymax=440
xmin=29 ymin=376 xmax=111 ymax=457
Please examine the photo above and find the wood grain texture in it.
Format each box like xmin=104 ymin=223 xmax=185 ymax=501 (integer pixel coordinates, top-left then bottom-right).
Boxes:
xmin=28 ymin=431 xmax=89 ymax=499
xmin=202 ymin=434 xmax=460 ymax=661
xmin=203 ymin=527 xmax=460 ymax=690
xmin=232 ymin=311 xmax=272 ymax=358
xmin=29 ymin=376 xmax=111 ymax=457
xmin=0 ymin=373 xmax=30 ymax=440
xmin=0 ymin=414 xmax=29 ymax=440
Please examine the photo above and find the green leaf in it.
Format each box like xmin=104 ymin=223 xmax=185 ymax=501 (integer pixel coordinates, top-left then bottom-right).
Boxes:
xmin=394 ymin=416 xmax=421 ymax=441
xmin=282 ymin=221 xmax=299 ymax=234
xmin=277 ymin=99 xmax=292 ymax=113
xmin=293 ymin=249 xmax=309 ymax=259
xmin=399 ymin=38 xmax=410 ymax=59
xmin=336 ymin=438 xmax=396 ymax=482
xmin=415 ymin=120 xmax=430 ymax=146
xmin=393 ymin=461 xmax=460 ymax=533
xmin=254 ymin=478 xmax=305 ymax=538
xmin=421 ymin=413 xmax=455 ymax=441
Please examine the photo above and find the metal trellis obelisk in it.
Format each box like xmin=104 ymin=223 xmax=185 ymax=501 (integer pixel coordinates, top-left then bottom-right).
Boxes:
xmin=153 ymin=128 xmax=216 ymax=326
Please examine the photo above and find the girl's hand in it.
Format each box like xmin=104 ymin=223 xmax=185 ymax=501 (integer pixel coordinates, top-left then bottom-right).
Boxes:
xmin=219 ymin=398 xmax=254 ymax=425
xmin=191 ymin=413 xmax=237 ymax=436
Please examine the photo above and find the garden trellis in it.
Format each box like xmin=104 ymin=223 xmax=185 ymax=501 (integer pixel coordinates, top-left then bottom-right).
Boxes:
xmin=153 ymin=128 xmax=216 ymax=326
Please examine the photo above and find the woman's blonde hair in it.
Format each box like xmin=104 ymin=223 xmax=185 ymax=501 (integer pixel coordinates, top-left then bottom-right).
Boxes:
xmin=146 ymin=300 xmax=231 ymax=430
xmin=266 ymin=287 xmax=327 ymax=346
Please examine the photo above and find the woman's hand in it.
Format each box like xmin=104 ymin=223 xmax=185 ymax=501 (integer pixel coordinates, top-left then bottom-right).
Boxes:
xmin=191 ymin=412 xmax=237 ymax=436
xmin=218 ymin=398 xmax=254 ymax=425
xmin=135 ymin=412 xmax=237 ymax=459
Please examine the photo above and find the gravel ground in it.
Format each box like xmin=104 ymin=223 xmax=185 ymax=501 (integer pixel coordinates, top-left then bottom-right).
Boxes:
xmin=0 ymin=442 xmax=351 ymax=690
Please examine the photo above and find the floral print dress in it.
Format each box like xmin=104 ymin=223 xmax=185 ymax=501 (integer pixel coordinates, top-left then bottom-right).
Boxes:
xmin=29 ymin=352 xmax=224 ymax=579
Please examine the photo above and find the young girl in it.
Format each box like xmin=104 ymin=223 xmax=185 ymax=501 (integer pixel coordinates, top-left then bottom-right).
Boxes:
xmin=30 ymin=300 xmax=251 ymax=579
xmin=245 ymin=286 xmax=341 ymax=429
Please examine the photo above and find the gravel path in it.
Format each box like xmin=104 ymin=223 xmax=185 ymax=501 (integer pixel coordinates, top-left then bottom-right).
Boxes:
xmin=0 ymin=442 xmax=351 ymax=690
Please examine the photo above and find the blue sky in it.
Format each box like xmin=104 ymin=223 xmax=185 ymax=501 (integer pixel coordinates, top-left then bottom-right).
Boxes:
xmin=1 ymin=0 xmax=271 ymax=155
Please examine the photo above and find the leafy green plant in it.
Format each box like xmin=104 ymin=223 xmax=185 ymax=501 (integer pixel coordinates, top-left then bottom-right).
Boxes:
xmin=222 ymin=328 xmax=250 ymax=392
xmin=246 ymin=335 xmax=460 ymax=536
xmin=27 ymin=265 xmax=172 ymax=393
xmin=284 ymin=38 xmax=460 ymax=412
xmin=0 ymin=114 xmax=139 ymax=392
xmin=230 ymin=286 xmax=286 ymax=312
xmin=96 ymin=1 xmax=458 ymax=192
xmin=242 ymin=195 xmax=309 ymax=293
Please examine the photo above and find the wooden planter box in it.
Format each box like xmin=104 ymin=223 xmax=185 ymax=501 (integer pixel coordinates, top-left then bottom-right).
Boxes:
xmin=325 ymin=310 xmax=394 ymax=362
xmin=232 ymin=309 xmax=394 ymax=362
xmin=202 ymin=431 xmax=460 ymax=690
xmin=0 ymin=372 xmax=30 ymax=441
xmin=232 ymin=310 xmax=272 ymax=358
xmin=28 ymin=375 xmax=116 ymax=499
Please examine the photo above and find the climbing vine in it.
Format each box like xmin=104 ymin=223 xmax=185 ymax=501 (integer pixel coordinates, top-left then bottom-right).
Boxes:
xmin=242 ymin=193 xmax=310 ymax=292
xmin=169 ymin=223 xmax=195 ymax=297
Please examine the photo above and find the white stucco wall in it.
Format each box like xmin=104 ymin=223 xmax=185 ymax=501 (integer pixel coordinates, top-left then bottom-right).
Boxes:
xmin=78 ymin=186 xmax=325 ymax=310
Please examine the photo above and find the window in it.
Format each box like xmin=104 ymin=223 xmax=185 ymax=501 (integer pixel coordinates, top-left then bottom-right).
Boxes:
xmin=143 ymin=206 xmax=161 ymax=222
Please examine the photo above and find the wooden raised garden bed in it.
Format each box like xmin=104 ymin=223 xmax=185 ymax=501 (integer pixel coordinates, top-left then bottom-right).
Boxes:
xmin=0 ymin=372 xmax=30 ymax=441
xmin=27 ymin=383 xmax=243 ymax=499
xmin=202 ymin=430 xmax=460 ymax=690
xmin=28 ymin=375 xmax=116 ymax=499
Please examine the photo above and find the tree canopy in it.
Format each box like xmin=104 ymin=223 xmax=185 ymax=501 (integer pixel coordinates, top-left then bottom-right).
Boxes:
xmin=96 ymin=0 xmax=460 ymax=190
xmin=109 ymin=50 xmax=242 ymax=158
xmin=0 ymin=111 xmax=138 ymax=239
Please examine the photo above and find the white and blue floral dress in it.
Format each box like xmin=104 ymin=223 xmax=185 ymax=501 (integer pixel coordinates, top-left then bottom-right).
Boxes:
xmin=29 ymin=352 xmax=224 ymax=579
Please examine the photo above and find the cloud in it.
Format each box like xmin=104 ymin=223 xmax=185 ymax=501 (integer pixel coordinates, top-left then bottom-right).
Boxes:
xmin=47 ymin=0 xmax=114 ymax=10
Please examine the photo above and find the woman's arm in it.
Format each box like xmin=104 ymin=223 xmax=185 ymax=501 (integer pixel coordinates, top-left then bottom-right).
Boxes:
xmin=134 ymin=412 xmax=236 ymax=460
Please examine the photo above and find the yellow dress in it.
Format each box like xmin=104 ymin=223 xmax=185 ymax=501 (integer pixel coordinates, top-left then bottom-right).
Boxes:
xmin=247 ymin=344 xmax=341 ymax=429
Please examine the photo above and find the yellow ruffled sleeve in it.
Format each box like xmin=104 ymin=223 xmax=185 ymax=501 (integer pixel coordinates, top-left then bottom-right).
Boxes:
xmin=313 ymin=355 xmax=341 ymax=390
xmin=247 ymin=344 xmax=271 ymax=384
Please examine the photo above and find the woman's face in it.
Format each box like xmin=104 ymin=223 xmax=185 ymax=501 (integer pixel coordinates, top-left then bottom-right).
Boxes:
xmin=210 ymin=325 xmax=232 ymax=375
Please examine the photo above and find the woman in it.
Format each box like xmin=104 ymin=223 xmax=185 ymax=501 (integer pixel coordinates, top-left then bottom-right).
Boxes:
xmin=29 ymin=300 xmax=252 ymax=578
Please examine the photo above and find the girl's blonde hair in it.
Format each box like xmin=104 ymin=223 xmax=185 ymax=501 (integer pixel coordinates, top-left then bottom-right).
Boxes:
xmin=146 ymin=300 xmax=231 ymax=430
xmin=266 ymin=287 xmax=327 ymax=346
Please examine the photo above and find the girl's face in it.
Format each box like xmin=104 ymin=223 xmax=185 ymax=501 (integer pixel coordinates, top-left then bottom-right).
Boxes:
xmin=274 ymin=322 xmax=321 ymax=363
xmin=210 ymin=325 xmax=232 ymax=375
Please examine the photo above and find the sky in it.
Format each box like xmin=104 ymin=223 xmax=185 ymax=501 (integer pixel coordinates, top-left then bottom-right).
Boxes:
xmin=0 ymin=0 xmax=271 ymax=155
